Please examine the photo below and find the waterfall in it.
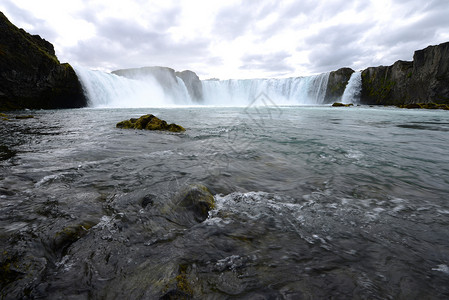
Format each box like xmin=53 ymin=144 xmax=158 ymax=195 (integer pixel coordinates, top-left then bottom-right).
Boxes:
xmin=341 ymin=71 xmax=362 ymax=104
xmin=202 ymin=73 xmax=330 ymax=106
xmin=75 ymin=67 xmax=332 ymax=108
xmin=74 ymin=67 xmax=173 ymax=108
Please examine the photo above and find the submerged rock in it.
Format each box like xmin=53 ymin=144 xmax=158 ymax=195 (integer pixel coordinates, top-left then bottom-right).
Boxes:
xmin=116 ymin=114 xmax=185 ymax=132
xmin=332 ymin=102 xmax=354 ymax=107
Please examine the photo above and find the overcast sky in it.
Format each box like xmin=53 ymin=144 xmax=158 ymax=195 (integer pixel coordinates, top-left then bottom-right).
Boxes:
xmin=2 ymin=0 xmax=449 ymax=79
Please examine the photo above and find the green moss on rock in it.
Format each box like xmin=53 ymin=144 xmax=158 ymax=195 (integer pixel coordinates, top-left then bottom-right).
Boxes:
xmin=116 ymin=114 xmax=185 ymax=132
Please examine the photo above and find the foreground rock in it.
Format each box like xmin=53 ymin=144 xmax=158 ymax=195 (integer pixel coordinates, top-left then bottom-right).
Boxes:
xmin=361 ymin=42 xmax=449 ymax=105
xmin=0 ymin=12 xmax=87 ymax=110
xmin=172 ymin=184 xmax=215 ymax=223
xmin=116 ymin=114 xmax=185 ymax=132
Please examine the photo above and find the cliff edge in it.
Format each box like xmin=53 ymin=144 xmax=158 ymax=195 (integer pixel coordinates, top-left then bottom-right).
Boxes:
xmin=0 ymin=12 xmax=87 ymax=110
xmin=361 ymin=42 xmax=449 ymax=105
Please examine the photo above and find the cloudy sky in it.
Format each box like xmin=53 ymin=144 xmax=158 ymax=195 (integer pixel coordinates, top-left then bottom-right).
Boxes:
xmin=2 ymin=0 xmax=449 ymax=79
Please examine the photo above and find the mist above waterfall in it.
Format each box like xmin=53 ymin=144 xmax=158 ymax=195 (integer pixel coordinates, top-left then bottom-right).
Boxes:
xmin=75 ymin=67 xmax=360 ymax=108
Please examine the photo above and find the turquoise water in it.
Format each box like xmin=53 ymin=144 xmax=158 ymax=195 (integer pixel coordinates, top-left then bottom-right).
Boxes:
xmin=1 ymin=106 xmax=448 ymax=298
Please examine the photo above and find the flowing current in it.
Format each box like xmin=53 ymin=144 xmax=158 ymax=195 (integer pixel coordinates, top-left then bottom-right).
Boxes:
xmin=75 ymin=67 xmax=334 ymax=107
xmin=1 ymin=106 xmax=448 ymax=299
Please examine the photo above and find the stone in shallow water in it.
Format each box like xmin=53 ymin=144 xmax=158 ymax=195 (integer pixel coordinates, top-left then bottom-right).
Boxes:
xmin=116 ymin=114 xmax=185 ymax=132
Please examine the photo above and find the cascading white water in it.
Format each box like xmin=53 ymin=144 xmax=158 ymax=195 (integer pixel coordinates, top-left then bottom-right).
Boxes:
xmin=202 ymin=73 xmax=330 ymax=106
xmin=341 ymin=71 xmax=362 ymax=104
xmin=75 ymin=67 xmax=332 ymax=107
xmin=75 ymin=67 xmax=188 ymax=108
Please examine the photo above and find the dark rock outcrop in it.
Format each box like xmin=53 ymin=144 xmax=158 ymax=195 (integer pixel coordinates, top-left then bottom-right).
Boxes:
xmin=361 ymin=42 xmax=449 ymax=105
xmin=0 ymin=12 xmax=87 ymax=110
xmin=324 ymin=68 xmax=354 ymax=103
xmin=175 ymin=70 xmax=204 ymax=103
xmin=116 ymin=114 xmax=185 ymax=132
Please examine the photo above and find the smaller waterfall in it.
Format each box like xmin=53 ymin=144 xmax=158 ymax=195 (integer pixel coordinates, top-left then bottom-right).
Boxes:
xmin=341 ymin=71 xmax=362 ymax=104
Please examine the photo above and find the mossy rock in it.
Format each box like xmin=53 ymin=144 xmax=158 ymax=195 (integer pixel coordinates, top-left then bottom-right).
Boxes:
xmin=53 ymin=221 xmax=96 ymax=254
xmin=332 ymin=102 xmax=353 ymax=107
xmin=173 ymin=184 xmax=215 ymax=223
xmin=116 ymin=114 xmax=185 ymax=132
xmin=0 ymin=113 xmax=9 ymax=121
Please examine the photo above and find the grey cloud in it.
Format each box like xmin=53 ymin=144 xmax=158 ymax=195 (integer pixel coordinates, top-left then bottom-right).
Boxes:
xmin=212 ymin=1 xmax=279 ymax=40
xmin=240 ymin=51 xmax=294 ymax=74
xmin=66 ymin=3 xmax=211 ymax=71
xmin=300 ymin=21 xmax=374 ymax=72
xmin=304 ymin=22 xmax=374 ymax=46
xmin=307 ymin=44 xmax=363 ymax=73
xmin=1 ymin=0 xmax=58 ymax=41
xmin=68 ymin=15 xmax=212 ymax=71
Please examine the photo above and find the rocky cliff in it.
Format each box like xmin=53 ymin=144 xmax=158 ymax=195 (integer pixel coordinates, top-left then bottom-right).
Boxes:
xmin=175 ymin=70 xmax=203 ymax=103
xmin=360 ymin=42 xmax=449 ymax=105
xmin=324 ymin=67 xmax=354 ymax=103
xmin=0 ymin=12 xmax=87 ymax=110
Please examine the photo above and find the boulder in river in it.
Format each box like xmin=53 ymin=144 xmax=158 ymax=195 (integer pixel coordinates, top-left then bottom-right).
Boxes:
xmin=116 ymin=114 xmax=185 ymax=132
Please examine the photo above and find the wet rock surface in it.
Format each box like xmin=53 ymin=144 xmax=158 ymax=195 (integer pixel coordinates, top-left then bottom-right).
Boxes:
xmin=116 ymin=114 xmax=185 ymax=132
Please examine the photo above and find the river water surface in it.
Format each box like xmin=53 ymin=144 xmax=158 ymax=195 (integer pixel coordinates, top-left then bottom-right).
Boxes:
xmin=1 ymin=106 xmax=448 ymax=299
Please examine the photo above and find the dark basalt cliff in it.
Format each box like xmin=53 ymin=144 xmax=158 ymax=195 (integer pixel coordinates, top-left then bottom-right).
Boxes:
xmin=0 ymin=12 xmax=87 ymax=111
xmin=324 ymin=67 xmax=354 ymax=103
xmin=360 ymin=42 xmax=449 ymax=105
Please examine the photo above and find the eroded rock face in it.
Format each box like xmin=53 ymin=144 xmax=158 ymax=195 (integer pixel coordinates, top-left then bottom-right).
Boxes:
xmin=175 ymin=70 xmax=204 ymax=103
xmin=361 ymin=42 xmax=449 ymax=105
xmin=116 ymin=114 xmax=185 ymax=132
xmin=0 ymin=12 xmax=87 ymax=110
xmin=324 ymin=68 xmax=354 ymax=104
